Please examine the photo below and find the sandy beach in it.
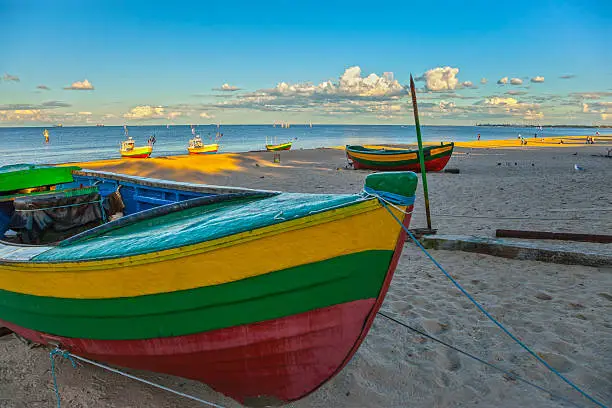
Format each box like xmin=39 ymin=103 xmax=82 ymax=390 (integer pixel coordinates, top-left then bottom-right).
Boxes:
xmin=1 ymin=137 xmax=611 ymax=408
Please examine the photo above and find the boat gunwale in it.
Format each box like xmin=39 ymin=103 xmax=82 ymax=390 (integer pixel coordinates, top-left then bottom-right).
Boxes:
xmin=72 ymin=169 xmax=281 ymax=195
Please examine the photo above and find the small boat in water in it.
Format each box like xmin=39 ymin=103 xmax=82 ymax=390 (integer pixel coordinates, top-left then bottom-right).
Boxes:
xmin=266 ymin=141 xmax=292 ymax=151
xmin=0 ymin=163 xmax=417 ymax=406
xmin=43 ymin=129 xmax=49 ymax=143
xmin=345 ymin=142 xmax=454 ymax=172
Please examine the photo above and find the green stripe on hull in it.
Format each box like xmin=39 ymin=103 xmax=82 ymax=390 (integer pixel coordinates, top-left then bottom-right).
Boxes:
xmin=0 ymin=250 xmax=392 ymax=340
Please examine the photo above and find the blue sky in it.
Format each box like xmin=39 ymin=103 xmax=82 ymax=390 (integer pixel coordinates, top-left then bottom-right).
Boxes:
xmin=1 ymin=0 xmax=611 ymax=126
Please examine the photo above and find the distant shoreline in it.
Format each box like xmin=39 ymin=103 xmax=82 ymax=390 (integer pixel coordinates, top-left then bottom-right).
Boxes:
xmin=0 ymin=124 xmax=610 ymax=129
xmin=476 ymin=124 xmax=611 ymax=128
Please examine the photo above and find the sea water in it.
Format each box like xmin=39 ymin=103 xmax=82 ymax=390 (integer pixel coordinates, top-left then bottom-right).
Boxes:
xmin=0 ymin=125 xmax=596 ymax=166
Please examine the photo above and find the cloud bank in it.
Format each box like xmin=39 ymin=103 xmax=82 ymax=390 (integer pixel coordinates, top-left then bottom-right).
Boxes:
xmin=530 ymin=76 xmax=545 ymax=83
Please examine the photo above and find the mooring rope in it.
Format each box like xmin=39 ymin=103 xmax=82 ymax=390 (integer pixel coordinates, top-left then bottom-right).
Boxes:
xmin=377 ymin=311 xmax=584 ymax=408
xmin=49 ymin=348 xmax=226 ymax=408
xmin=375 ymin=198 xmax=607 ymax=408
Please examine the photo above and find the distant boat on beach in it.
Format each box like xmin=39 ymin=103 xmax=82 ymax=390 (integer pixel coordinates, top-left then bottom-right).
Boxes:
xmin=0 ymin=164 xmax=418 ymax=406
xmin=345 ymin=142 xmax=455 ymax=172
xmin=120 ymin=126 xmax=153 ymax=158
xmin=187 ymin=125 xmax=219 ymax=154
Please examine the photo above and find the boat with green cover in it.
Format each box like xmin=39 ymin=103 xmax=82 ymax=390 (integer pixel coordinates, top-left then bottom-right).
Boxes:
xmin=0 ymin=165 xmax=418 ymax=406
xmin=0 ymin=164 xmax=80 ymax=193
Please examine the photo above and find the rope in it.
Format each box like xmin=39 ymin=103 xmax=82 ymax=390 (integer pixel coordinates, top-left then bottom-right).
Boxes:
xmin=49 ymin=349 xmax=77 ymax=408
xmin=377 ymin=311 xmax=584 ymax=408
xmin=361 ymin=187 xmax=414 ymax=215
xmin=49 ymin=348 xmax=226 ymax=408
xmin=376 ymin=199 xmax=607 ymax=408
xmin=15 ymin=199 xmax=104 ymax=212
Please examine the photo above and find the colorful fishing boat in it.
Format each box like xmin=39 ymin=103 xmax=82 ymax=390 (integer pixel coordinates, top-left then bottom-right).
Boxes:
xmin=0 ymin=163 xmax=417 ymax=406
xmin=266 ymin=141 xmax=292 ymax=151
xmin=120 ymin=125 xmax=154 ymax=159
xmin=346 ymin=142 xmax=454 ymax=172
xmin=120 ymin=137 xmax=153 ymax=158
xmin=187 ymin=127 xmax=219 ymax=154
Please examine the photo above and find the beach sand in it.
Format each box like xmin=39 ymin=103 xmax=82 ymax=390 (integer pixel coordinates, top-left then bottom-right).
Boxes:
xmin=1 ymin=138 xmax=611 ymax=407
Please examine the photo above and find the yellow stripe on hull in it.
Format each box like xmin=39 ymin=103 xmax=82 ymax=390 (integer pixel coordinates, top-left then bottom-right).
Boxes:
xmin=348 ymin=151 xmax=418 ymax=162
xmin=428 ymin=145 xmax=453 ymax=156
xmin=0 ymin=200 xmax=406 ymax=299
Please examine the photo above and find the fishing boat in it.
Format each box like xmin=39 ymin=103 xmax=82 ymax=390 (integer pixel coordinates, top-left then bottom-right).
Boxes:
xmin=0 ymin=163 xmax=418 ymax=406
xmin=345 ymin=142 xmax=454 ymax=172
xmin=120 ymin=126 xmax=153 ymax=158
xmin=266 ymin=141 xmax=292 ymax=151
xmin=120 ymin=137 xmax=153 ymax=158
xmin=43 ymin=129 xmax=49 ymax=143
xmin=188 ymin=137 xmax=219 ymax=154
xmin=187 ymin=126 xmax=219 ymax=154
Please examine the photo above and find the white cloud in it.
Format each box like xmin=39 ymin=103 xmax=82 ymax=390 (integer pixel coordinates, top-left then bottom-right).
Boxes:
xmin=497 ymin=77 xmax=508 ymax=85
xmin=167 ymin=111 xmax=182 ymax=119
xmin=200 ymin=112 xmax=215 ymax=119
xmin=64 ymin=79 xmax=94 ymax=90
xmin=462 ymin=81 xmax=475 ymax=88
xmin=213 ymin=83 xmax=241 ymax=92
xmin=524 ymin=109 xmax=544 ymax=120
xmin=582 ymin=101 xmax=612 ymax=114
xmin=510 ymin=78 xmax=523 ymax=85
xmin=123 ymin=105 xmax=165 ymax=120
xmin=3 ymin=73 xmax=20 ymax=82
xmin=265 ymin=66 xmax=405 ymax=97
xmin=78 ymin=111 xmax=92 ymax=115
xmin=438 ymin=100 xmax=456 ymax=112
xmin=480 ymin=78 xmax=488 ymax=85
xmin=0 ymin=109 xmax=44 ymax=121
xmin=530 ymin=76 xmax=545 ymax=83
xmin=421 ymin=66 xmax=460 ymax=91
xmin=485 ymin=97 xmax=518 ymax=106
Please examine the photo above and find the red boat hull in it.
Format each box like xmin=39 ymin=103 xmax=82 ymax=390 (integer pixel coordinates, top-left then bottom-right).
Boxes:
xmin=121 ymin=154 xmax=151 ymax=159
xmin=2 ymin=300 xmax=373 ymax=404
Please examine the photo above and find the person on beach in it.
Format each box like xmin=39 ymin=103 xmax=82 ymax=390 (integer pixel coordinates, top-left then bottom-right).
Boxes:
xmin=477 ymin=133 xmax=480 ymax=141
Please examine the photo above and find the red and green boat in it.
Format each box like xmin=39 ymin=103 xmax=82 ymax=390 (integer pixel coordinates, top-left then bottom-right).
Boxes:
xmin=266 ymin=141 xmax=292 ymax=151
xmin=346 ymin=142 xmax=454 ymax=172
xmin=0 ymin=164 xmax=417 ymax=406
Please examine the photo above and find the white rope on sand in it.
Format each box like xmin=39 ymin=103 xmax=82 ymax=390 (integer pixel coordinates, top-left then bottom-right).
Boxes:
xmin=51 ymin=349 xmax=226 ymax=408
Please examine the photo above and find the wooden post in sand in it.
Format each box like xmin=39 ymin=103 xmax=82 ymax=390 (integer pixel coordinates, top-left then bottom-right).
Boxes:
xmin=409 ymin=74 xmax=432 ymax=230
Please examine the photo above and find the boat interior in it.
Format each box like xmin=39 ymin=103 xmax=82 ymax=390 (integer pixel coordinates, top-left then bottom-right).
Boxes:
xmin=0 ymin=168 xmax=367 ymax=256
xmin=0 ymin=168 xmax=278 ymax=247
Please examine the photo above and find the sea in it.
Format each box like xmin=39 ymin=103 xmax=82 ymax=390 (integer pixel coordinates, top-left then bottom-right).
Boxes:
xmin=0 ymin=125 xmax=598 ymax=167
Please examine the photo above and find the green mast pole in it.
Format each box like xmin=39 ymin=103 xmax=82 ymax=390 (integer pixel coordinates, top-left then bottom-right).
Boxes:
xmin=409 ymin=74 xmax=432 ymax=230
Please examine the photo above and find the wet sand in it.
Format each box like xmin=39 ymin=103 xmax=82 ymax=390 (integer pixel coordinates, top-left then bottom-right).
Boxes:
xmin=1 ymin=138 xmax=611 ymax=407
